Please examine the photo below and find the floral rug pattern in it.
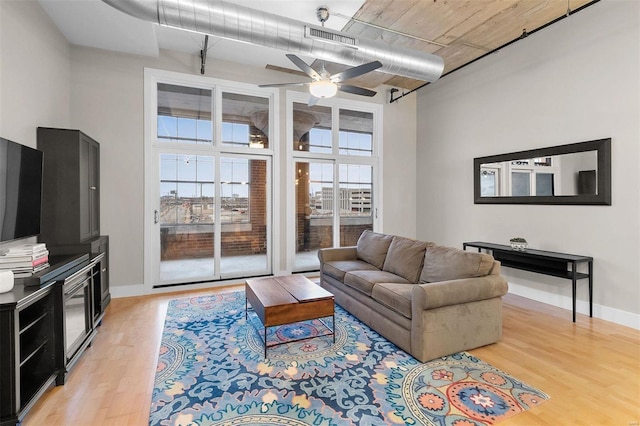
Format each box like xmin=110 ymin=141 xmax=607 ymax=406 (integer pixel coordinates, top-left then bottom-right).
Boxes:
xmin=150 ymin=291 xmax=548 ymax=425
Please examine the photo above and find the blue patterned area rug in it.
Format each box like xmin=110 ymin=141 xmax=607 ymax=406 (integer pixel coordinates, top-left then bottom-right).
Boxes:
xmin=149 ymin=291 xmax=548 ymax=425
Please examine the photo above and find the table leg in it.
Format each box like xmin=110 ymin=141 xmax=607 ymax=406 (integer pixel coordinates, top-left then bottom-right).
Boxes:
xmin=589 ymin=261 xmax=593 ymax=317
xmin=333 ymin=313 xmax=336 ymax=344
xmin=571 ymin=261 xmax=577 ymax=322
xmin=264 ymin=326 xmax=267 ymax=359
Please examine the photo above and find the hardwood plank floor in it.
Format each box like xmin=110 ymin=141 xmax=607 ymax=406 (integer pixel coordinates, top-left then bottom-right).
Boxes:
xmin=23 ymin=287 xmax=640 ymax=425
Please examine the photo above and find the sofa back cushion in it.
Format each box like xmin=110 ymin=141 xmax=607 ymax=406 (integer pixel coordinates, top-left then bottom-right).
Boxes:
xmin=382 ymin=236 xmax=429 ymax=283
xmin=356 ymin=230 xmax=394 ymax=269
xmin=420 ymin=245 xmax=495 ymax=283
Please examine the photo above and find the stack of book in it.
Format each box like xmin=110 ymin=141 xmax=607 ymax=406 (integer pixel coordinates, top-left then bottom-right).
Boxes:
xmin=0 ymin=243 xmax=50 ymax=278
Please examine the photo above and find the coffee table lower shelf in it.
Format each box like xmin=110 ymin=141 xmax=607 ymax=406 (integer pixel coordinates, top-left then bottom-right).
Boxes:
xmin=245 ymin=275 xmax=335 ymax=358
xmin=245 ymin=307 xmax=335 ymax=358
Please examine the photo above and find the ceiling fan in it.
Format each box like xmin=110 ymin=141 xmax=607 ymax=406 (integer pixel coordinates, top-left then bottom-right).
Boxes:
xmin=260 ymin=54 xmax=383 ymax=105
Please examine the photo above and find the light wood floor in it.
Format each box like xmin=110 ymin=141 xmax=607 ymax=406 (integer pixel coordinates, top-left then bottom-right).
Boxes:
xmin=23 ymin=286 xmax=640 ymax=425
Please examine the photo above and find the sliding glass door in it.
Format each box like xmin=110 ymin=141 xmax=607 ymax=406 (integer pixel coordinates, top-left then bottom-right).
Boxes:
xmin=159 ymin=153 xmax=216 ymax=283
xmin=294 ymin=161 xmax=334 ymax=271
xmin=219 ymin=157 xmax=269 ymax=277
xmin=157 ymin=153 xmax=270 ymax=285
xmin=338 ymin=164 xmax=373 ymax=247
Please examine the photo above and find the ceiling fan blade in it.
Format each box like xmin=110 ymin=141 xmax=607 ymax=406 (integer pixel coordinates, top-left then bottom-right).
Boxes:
xmin=308 ymin=95 xmax=320 ymax=107
xmin=330 ymin=61 xmax=383 ymax=83
xmin=338 ymin=85 xmax=377 ymax=97
xmin=258 ymin=82 xmax=307 ymax=88
xmin=286 ymin=54 xmax=321 ymax=80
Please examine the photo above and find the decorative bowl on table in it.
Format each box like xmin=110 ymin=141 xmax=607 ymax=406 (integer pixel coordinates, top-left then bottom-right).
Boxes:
xmin=509 ymin=238 xmax=528 ymax=251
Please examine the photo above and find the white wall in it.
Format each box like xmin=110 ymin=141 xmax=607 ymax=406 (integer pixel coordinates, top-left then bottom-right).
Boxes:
xmin=0 ymin=1 xmax=71 ymax=253
xmin=416 ymin=0 xmax=640 ymax=327
xmin=382 ymin=92 xmax=417 ymax=238
xmin=0 ymin=0 xmax=70 ymax=148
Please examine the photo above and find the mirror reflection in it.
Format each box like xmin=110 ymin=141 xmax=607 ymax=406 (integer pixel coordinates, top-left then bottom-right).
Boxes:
xmin=480 ymin=151 xmax=598 ymax=197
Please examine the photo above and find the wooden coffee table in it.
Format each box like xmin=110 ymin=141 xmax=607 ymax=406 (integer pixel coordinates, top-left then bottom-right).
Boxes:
xmin=245 ymin=275 xmax=335 ymax=358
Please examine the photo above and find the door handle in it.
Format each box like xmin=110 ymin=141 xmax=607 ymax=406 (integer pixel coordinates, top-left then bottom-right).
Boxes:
xmin=154 ymin=210 xmax=159 ymax=224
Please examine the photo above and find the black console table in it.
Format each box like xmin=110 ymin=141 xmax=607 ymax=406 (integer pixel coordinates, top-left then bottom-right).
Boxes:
xmin=463 ymin=242 xmax=593 ymax=322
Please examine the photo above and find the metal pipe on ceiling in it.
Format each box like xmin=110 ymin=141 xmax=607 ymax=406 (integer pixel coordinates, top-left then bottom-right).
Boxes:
xmin=101 ymin=0 xmax=444 ymax=83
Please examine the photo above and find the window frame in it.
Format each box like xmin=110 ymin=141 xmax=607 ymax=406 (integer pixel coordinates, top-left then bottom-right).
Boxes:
xmin=143 ymin=68 xmax=279 ymax=293
xmin=286 ymin=91 xmax=382 ymax=272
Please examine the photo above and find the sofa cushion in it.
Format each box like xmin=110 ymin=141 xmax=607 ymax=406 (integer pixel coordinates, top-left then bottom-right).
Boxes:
xmin=420 ymin=245 xmax=495 ymax=283
xmin=344 ymin=270 xmax=410 ymax=296
xmin=382 ymin=236 xmax=429 ymax=283
xmin=356 ymin=230 xmax=394 ymax=269
xmin=323 ymin=260 xmax=379 ymax=281
xmin=371 ymin=283 xmax=415 ymax=319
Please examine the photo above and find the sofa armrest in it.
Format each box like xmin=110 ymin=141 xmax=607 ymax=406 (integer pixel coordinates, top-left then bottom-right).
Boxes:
xmin=489 ymin=260 xmax=502 ymax=275
xmin=318 ymin=246 xmax=358 ymax=264
xmin=412 ymin=275 xmax=508 ymax=311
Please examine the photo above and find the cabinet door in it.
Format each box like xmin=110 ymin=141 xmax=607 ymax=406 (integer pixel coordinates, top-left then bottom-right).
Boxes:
xmin=99 ymin=238 xmax=110 ymax=309
xmin=89 ymin=237 xmax=110 ymax=318
xmin=0 ymin=309 xmax=17 ymax=420
xmin=79 ymin=137 xmax=92 ymax=241
xmin=79 ymin=134 xmax=100 ymax=241
xmin=89 ymin=139 xmax=100 ymax=238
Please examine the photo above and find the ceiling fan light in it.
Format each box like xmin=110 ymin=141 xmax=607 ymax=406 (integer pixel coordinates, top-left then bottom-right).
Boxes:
xmin=309 ymin=80 xmax=338 ymax=98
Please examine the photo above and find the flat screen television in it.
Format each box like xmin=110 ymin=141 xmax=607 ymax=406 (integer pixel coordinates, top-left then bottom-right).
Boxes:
xmin=0 ymin=137 xmax=44 ymax=242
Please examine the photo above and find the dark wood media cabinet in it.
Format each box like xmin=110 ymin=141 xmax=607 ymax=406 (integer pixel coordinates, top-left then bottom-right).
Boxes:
xmin=0 ymin=252 xmax=107 ymax=426
xmin=463 ymin=241 xmax=593 ymax=322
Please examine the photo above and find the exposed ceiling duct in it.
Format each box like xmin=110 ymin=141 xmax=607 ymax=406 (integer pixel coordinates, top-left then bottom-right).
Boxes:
xmin=101 ymin=0 xmax=444 ymax=83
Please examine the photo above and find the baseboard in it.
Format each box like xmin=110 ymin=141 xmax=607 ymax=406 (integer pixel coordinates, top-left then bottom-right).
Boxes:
xmin=110 ymin=284 xmax=145 ymax=298
xmin=508 ymin=282 xmax=640 ymax=330
xmin=110 ymin=271 xmax=317 ymax=299
xmin=112 ymin=276 xmax=270 ymax=298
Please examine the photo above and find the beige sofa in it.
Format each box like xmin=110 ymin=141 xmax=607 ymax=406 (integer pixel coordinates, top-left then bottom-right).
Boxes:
xmin=318 ymin=230 xmax=508 ymax=362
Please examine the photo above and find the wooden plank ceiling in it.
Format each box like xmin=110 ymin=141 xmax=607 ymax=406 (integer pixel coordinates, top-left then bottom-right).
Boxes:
xmin=311 ymin=0 xmax=596 ymax=91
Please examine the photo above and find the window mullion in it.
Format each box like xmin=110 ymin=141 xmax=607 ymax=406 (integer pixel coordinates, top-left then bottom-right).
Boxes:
xmin=213 ymin=86 xmax=221 ymax=149
xmin=333 ymin=159 xmax=340 ymax=248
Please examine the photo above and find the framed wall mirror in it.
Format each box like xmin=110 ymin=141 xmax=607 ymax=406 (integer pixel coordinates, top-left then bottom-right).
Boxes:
xmin=474 ymin=138 xmax=611 ymax=205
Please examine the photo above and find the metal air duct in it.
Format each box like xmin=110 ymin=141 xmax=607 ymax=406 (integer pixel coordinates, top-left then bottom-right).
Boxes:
xmin=101 ymin=0 xmax=444 ymax=82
